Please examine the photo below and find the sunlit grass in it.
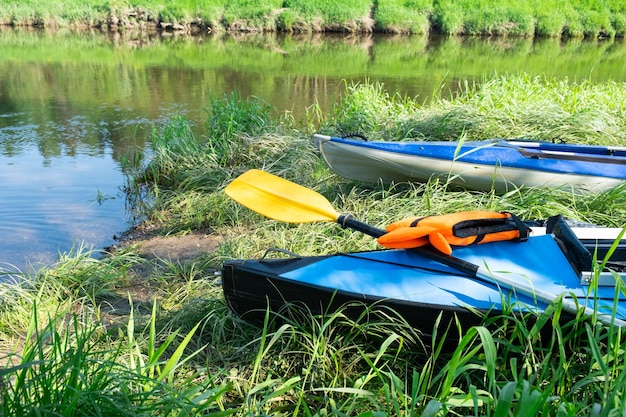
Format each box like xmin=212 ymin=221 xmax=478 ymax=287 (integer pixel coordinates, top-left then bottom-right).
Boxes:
xmin=1 ymin=0 xmax=625 ymax=37
xmin=324 ymin=75 xmax=626 ymax=146
xmin=432 ymin=0 xmax=624 ymax=37
xmin=0 ymin=303 xmax=229 ymax=416
xmin=373 ymin=0 xmax=432 ymax=34
xmin=433 ymin=0 xmax=536 ymax=36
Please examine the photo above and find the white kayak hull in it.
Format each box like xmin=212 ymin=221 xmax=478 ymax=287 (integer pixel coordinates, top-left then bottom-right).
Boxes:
xmin=314 ymin=134 xmax=626 ymax=193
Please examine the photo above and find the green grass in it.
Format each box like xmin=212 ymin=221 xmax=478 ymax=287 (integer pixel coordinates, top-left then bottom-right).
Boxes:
xmin=280 ymin=0 xmax=374 ymax=31
xmin=324 ymin=76 xmax=626 ymax=146
xmin=433 ymin=0 xmax=535 ymax=36
xmin=373 ymin=0 xmax=433 ymax=34
xmin=3 ymin=75 xmax=626 ymax=415
xmin=1 ymin=301 xmax=228 ymax=415
xmin=1 ymin=0 xmax=626 ymax=37
xmin=431 ymin=0 xmax=624 ymax=37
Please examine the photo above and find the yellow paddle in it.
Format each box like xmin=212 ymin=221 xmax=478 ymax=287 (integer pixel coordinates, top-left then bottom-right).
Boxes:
xmin=224 ymin=169 xmax=386 ymax=237
xmin=224 ymin=169 xmax=341 ymax=223
xmin=225 ymin=169 xmax=625 ymax=327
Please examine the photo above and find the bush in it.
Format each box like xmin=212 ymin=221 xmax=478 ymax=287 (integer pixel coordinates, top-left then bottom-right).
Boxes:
xmin=612 ymin=13 xmax=626 ymax=36
xmin=374 ymin=0 xmax=433 ymax=34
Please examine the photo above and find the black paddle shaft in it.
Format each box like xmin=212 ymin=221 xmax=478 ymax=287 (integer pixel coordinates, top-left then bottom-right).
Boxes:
xmin=337 ymin=214 xmax=480 ymax=277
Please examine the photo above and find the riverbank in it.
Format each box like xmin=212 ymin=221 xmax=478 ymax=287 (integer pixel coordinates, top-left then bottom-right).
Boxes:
xmin=2 ymin=76 xmax=626 ymax=414
xmin=1 ymin=0 xmax=625 ymax=37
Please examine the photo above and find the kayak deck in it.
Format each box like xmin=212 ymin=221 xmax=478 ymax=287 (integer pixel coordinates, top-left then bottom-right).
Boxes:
xmin=222 ymin=235 xmax=626 ymax=334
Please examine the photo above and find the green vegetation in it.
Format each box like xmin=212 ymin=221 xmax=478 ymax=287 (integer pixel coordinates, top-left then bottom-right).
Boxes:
xmin=0 ymin=247 xmax=230 ymax=416
xmin=279 ymin=0 xmax=374 ymax=31
xmin=374 ymin=0 xmax=432 ymax=34
xmin=2 ymin=75 xmax=626 ymax=414
xmin=1 ymin=0 xmax=626 ymax=36
xmin=324 ymin=76 xmax=626 ymax=147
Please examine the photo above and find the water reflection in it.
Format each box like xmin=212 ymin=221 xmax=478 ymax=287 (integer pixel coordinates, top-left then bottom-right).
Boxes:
xmin=0 ymin=145 xmax=127 ymax=271
xmin=1 ymin=28 xmax=626 ymax=271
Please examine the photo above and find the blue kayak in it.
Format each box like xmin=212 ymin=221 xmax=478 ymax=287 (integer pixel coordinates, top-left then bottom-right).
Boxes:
xmin=222 ymin=228 xmax=626 ymax=338
xmin=313 ymin=134 xmax=626 ymax=193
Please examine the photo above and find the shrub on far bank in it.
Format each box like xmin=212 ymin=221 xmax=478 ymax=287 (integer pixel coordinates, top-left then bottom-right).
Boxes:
xmin=374 ymin=0 xmax=433 ymax=34
xmin=279 ymin=0 xmax=374 ymax=32
xmin=222 ymin=0 xmax=282 ymax=30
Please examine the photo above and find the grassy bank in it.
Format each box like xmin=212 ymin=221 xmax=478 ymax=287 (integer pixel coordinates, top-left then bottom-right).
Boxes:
xmin=2 ymin=75 xmax=626 ymax=415
xmin=1 ymin=0 xmax=625 ymax=36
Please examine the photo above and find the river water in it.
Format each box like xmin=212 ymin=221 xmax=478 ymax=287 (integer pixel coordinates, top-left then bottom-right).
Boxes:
xmin=1 ymin=28 xmax=625 ymax=272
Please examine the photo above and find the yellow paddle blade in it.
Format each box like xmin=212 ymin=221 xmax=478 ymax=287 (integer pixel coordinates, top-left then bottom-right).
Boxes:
xmin=225 ymin=169 xmax=340 ymax=223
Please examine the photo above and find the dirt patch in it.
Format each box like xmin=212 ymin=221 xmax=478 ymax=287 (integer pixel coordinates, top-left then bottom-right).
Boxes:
xmin=100 ymin=226 xmax=224 ymax=326
xmin=120 ymin=231 xmax=222 ymax=262
xmin=110 ymin=224 xmax=222 ymax=261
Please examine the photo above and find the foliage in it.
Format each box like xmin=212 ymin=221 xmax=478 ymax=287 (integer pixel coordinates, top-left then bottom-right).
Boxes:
xmin=222 ymin=0 xmax=282 ymax=29
xmin=1 ymin=0 xmax=626 ymax=37
xmin=431 ymin=0 xmax=625 ymax=37
xmin=282 ymin=0 xmax=372 ymax=25
xmin=0 ymin=302 xmax=228 ymax=416
xmin=373 ymin=0 xmax=433 ymax=34
xmin=133 ymin=93 xmax=319 ymax=233
xmin=433 ymin=0 xmax=535 ymax=36
xmin=325 ymin=76 xmax=626 ymax=146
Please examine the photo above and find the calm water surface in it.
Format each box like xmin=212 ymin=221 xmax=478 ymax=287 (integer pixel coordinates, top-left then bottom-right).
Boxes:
xmin=1 ymin=29 xmax=626 ymax=272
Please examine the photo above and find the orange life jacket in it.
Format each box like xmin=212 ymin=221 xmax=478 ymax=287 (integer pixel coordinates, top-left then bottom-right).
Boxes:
xmin=378 ymin=211 xmax=531 ymax=254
